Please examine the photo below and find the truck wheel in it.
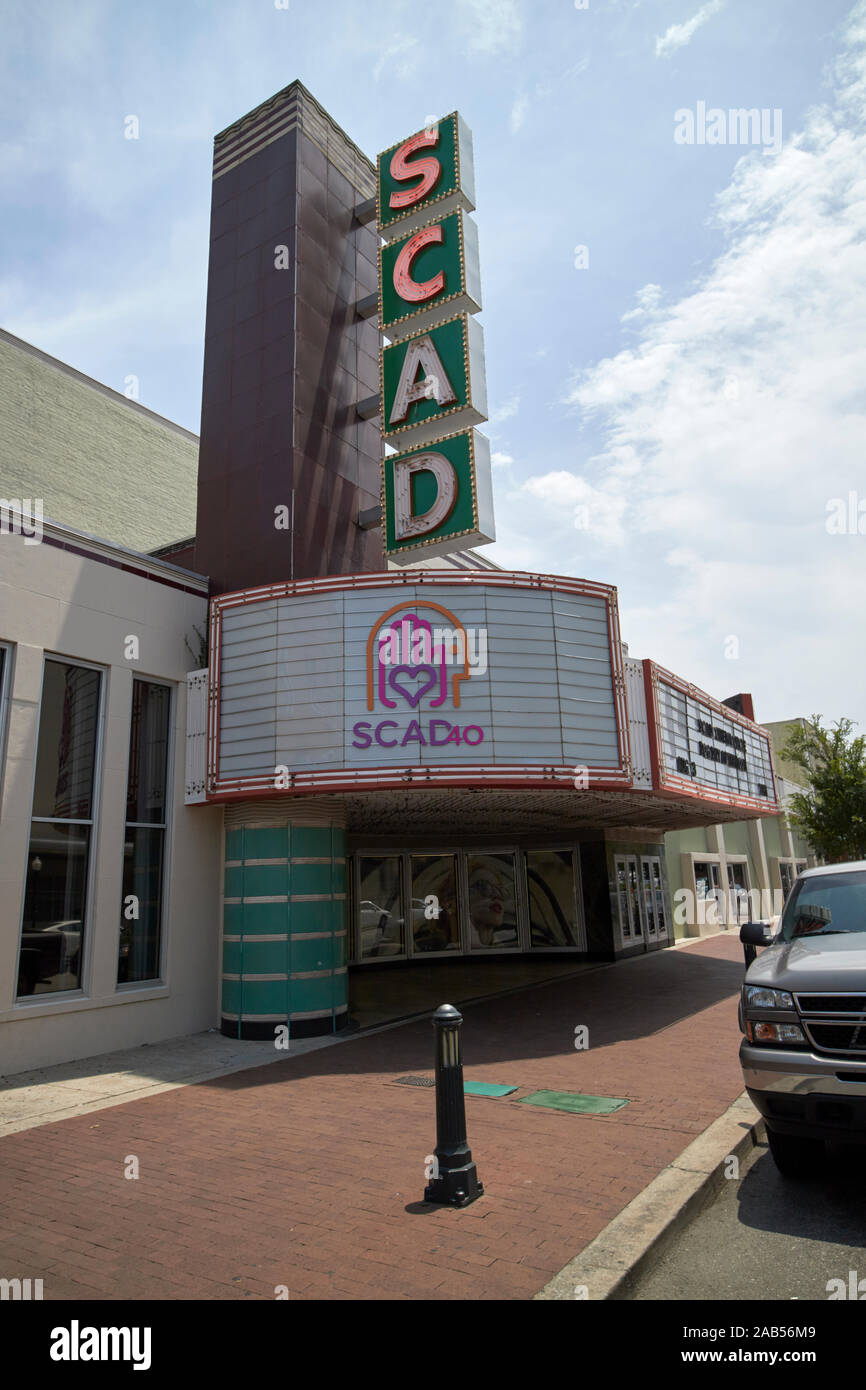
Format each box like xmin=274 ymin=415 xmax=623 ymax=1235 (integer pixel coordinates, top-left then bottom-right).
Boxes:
xmin=766 ymin=1127 xmax=825 ymax=1177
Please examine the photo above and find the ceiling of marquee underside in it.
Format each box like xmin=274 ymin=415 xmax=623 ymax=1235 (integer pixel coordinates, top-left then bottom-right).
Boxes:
xmin=328 ymin=787 xmax=769 ymax=836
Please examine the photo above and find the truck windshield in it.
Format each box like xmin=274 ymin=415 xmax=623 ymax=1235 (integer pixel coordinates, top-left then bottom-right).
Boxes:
xmin=779 ymin=870 xmax=866 ymax=940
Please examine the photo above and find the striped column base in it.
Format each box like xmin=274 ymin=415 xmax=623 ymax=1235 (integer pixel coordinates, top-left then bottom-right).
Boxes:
xmin=220 ymin=1008 xmax=351 ymax=1041
xmin=220 ymin=807 xmax=349 ymax=1041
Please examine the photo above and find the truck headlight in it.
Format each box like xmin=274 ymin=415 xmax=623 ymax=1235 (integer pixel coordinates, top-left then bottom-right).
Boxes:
xmin=744 ymin=986 xmax=794 ymax=1009
xmin=746 ymin=1021 xmax=806 ymax=1045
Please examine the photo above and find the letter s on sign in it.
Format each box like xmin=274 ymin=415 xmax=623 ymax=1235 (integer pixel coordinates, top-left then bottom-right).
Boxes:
xmin=351 ymin=721 xmax=372 ymax=749
xmin=393 ymin=226 xmax=445 ymax=304
xmin=389 ymin=130 xmax=441 ymax=210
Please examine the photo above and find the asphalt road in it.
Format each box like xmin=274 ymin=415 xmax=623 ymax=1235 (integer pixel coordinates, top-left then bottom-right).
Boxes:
xmin=628 ymin=1134 xmax=866 ymax=1301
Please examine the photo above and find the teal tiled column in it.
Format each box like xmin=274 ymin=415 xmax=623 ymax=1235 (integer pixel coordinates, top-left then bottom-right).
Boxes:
xmin=220 ymin=815 xmax=348 ymax=1040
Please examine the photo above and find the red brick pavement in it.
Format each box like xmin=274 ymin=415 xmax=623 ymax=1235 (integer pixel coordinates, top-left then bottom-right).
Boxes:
xmin=0 ymin=935 xmax=749 ymax=1300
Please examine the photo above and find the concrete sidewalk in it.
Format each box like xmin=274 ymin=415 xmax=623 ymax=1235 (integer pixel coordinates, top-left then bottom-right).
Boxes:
xmin=0 ymin=934 xmax=754 ymax=1300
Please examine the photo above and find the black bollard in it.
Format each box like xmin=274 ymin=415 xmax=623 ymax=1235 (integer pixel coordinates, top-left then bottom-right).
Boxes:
xmin=424 ymin=1004 xmax=483 ymax=1207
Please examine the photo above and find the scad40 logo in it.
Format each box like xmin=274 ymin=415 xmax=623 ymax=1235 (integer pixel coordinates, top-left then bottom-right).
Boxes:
xmin=352 ymin=603 xmax=487 ymax=752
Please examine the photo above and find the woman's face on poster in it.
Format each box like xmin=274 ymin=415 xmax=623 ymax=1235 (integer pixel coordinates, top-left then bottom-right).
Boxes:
xmin=468 ymin=866 xmax=505 ymax=930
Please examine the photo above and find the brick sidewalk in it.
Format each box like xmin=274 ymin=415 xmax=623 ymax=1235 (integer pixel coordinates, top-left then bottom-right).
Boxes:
xmin=0 ymin=935 xmax=748 ymax=1301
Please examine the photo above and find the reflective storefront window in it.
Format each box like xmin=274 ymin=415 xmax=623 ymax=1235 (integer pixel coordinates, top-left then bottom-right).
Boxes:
xmin=526 ymin=849 xmax=580 ymax=947
xmin=18 ymin=661 xmax=101 ymax=997
xmin=466 ymin=852 xmax=518 ymax=949
xmin=411 ymin=855 xmax=460 ymax=952
xmin=359 ymin=855 xmax=405 ymax=958
xmin=119 ymin=681 xmax=171 ymax=984
xmin=351 ymin=845 xmax=595 ymax=961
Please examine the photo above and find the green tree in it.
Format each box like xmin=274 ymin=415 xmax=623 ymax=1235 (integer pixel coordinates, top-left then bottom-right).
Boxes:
xmin=781 ymin=717 xmax=866 ymax=863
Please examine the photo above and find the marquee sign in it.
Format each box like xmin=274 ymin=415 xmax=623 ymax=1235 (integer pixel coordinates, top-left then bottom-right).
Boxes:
xmin=644 ymin=661 xmax=778 ymax=812
xmin=376 ymin=114 xmax=494 ymax=564
xmin=206 ymin=571 xmax=631 ymax=798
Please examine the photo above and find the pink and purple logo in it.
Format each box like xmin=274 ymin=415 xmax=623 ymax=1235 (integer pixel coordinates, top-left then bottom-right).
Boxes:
xmin=352 ymin=602 xmax=486 ymax=751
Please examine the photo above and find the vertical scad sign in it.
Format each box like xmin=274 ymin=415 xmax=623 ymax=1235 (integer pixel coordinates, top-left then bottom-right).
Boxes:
xmin=377 ymin=114 xmax=495 ymax=564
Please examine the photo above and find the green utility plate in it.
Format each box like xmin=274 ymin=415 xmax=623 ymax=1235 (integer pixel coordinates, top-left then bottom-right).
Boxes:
xmin=517 ymin=1090 xmax=629 ymax=1116
xmin=463 ymin=1081 xmax=519 ymax=1098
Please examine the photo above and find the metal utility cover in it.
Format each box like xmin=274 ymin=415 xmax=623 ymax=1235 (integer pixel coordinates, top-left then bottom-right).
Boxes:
xmin=463 ymin=1081 xmax=518 ymax=1097
xmin=517 ymin=1090 xmax=629 ymax=1115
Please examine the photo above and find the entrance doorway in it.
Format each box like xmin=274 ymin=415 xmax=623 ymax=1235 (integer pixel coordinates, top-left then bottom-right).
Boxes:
xmin=614 ymin=854 xmax=669 ymax=951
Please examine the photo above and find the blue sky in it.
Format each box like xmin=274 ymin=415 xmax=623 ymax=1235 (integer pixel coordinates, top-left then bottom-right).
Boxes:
xmin=2 ymin=0 xmax=865 ymax=728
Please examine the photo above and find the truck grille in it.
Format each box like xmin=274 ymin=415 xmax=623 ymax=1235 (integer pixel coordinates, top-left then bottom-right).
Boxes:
xmin=795 ymin=994 xmax=866 ymax=1057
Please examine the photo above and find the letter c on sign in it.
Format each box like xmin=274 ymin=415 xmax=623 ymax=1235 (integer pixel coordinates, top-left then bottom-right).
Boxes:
xmin=389 ymin=130 xmax=441 ymax=210
xmin=393 ymin=226 xmax=445 ymax=304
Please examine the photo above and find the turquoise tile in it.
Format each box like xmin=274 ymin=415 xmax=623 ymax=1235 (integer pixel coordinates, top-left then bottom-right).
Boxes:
xmin=225 ymin=828 xmax=244 ymax=862
xmin=292 ymin=826 xmax=333 ymax=858
xmin=289 ymin=974 xmax=335 ymax=1013
xmin=222 ymin=940 xmax=242 ymax=975
xmin=223 ymin=901 xmax=244 ymax=933
xmin=221 ymin=977 xmax=242 ymax=1015
xmin=241 ymin=978 xmax=289 ymax=1015
xmin=290 ymin=936 xmax=333 ymax=974
xmin=244 ymin=826 xmax=288 ymax=860
xmin=240 ymin=900 xmax=288 ymax=934
xmin=243 ymin=864 xmax=288 ymax=898
xmin=290 ymin=899 xmax=331 ymax=932
xmin=224 ymin=866 xmax=244 ymax=899
xmin=291 ymin=862 xmax=332 ymax=895
xmin=240 ymin=938 xmax=288 ymax=975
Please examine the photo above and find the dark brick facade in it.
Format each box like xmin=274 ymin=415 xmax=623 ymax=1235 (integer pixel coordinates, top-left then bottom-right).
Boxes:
xmin=194 ymin=82 xmax=384 ymax=595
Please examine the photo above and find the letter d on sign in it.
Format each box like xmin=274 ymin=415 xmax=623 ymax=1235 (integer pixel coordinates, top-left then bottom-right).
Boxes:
xmin=394 ymin=452 xmax=457 ymax=541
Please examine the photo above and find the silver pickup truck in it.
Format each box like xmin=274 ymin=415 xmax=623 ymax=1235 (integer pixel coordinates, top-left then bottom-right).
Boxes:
xmin=739 ymin=861 xmax=866 ymax=1175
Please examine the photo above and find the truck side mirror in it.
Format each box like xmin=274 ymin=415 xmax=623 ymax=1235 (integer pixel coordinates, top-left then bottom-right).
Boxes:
xmin=740 ymin=921 xmax=773 ymax=968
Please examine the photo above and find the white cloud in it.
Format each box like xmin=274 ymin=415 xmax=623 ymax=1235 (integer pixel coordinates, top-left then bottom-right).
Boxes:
xmin=621 ymin=283 xmax=663 ymax=323
xmin=491 ymin=451 xmax=514 ymax=467
xmin=488 ymin=394 xmax=520 ymax=427
xmin=655 ymin=0 xmax=725 ymax=59
xmin=510 ymin=94 xmax=529 ymax=133
xmin=541 ymin=1 xmax=866 ymax=722
xmin=457 ymin=0 xmax=524 ymax=55
xmin=523 ymin=471 xmax=628 ymax=545
xmin=372 ymin=35 xmax=420 ymax=83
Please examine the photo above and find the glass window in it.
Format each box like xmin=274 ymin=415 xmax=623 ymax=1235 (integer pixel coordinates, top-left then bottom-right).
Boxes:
xmin=18 ymin=660 xmax=101 ymax=997
xmin=626 ymin=858 xmax=644 ymax=939
xmin=466 ymin=852 xmax=519 ymax=950
xmin=526 ymin=849 xmax=580 ymax=947
xmin=779 ymin=861 xmax=794 ymax=899
xmin=641 ymin=860 xmax=657 ymax=937
xmin=31 ymin=662 xmax=100 ymax=820
xmin=358 ymin=855 xmax=405 ymax=959
xmin=119 ymin=681 xmax=171 ymax=984
xmin=651 ymin=858 xmax=669 ymax=938
xmin=727 ymin=862 xmax=751 ymax=924
xmin=780 ymin=869 xmax=866 ymax=940
xmin=615 ymin=857 xmax=632 ymax=942
xmin=410 ymin=854 xmax=460 ymax=953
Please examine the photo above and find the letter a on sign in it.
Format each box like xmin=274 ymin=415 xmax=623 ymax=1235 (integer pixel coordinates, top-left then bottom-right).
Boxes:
xmin=389 ymin=335 xmax=457 ymax=424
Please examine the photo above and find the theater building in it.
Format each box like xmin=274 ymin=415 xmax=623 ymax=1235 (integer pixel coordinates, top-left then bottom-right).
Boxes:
xmin=0 ymin=83 xmax=783 ymax=1072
